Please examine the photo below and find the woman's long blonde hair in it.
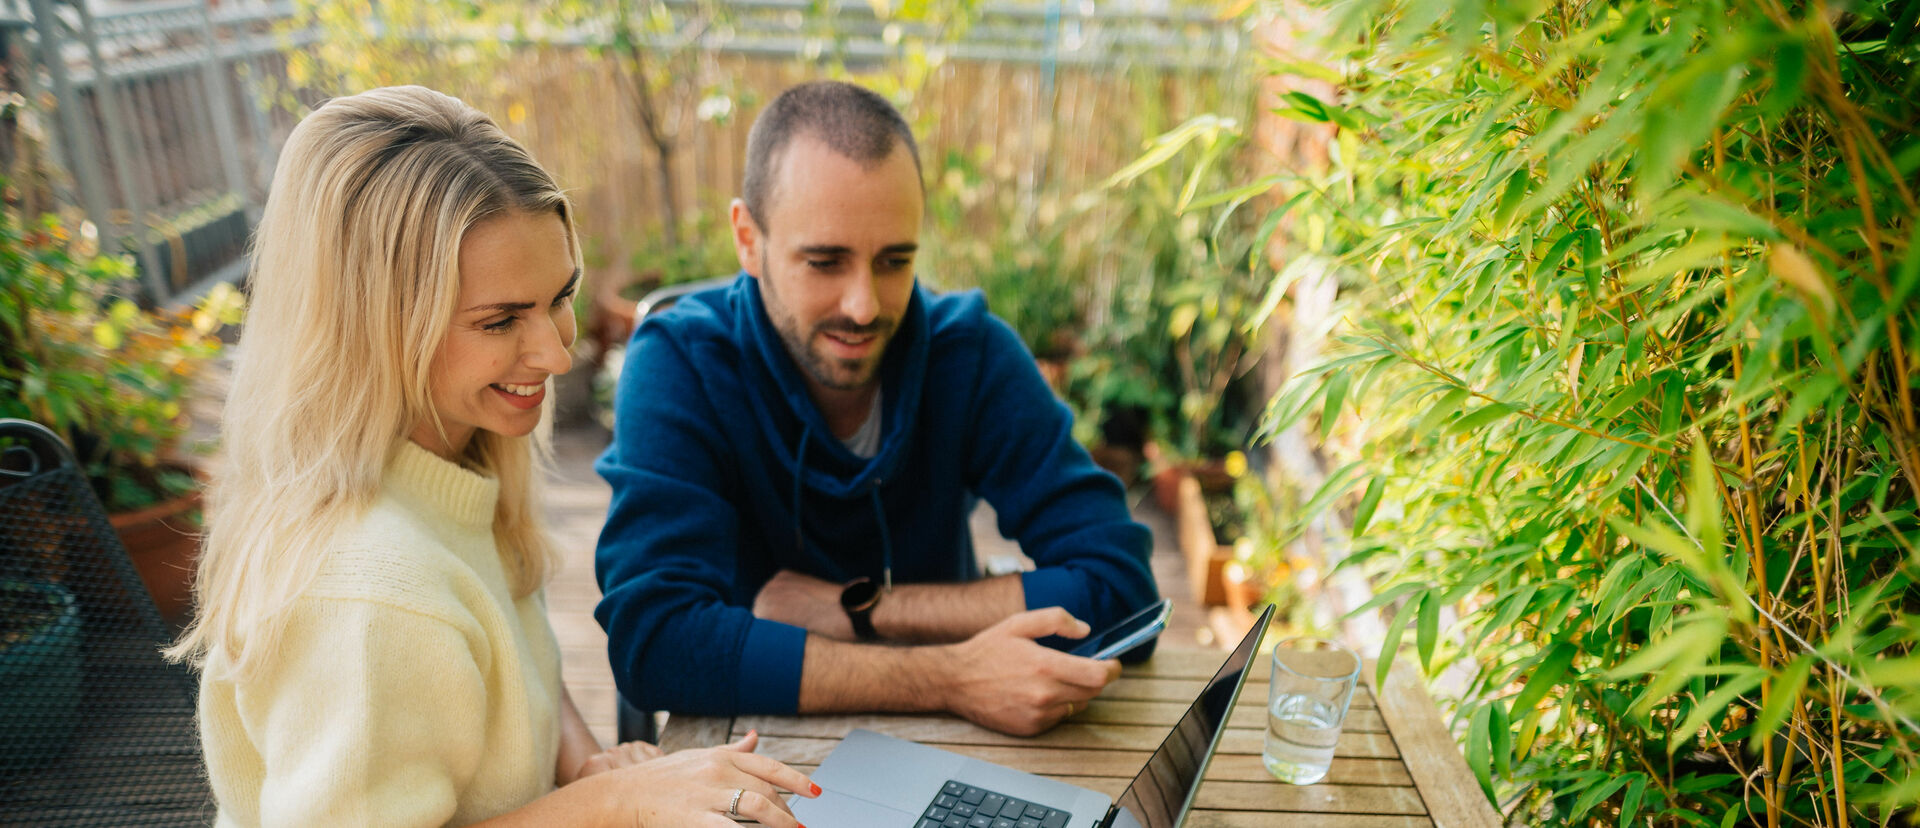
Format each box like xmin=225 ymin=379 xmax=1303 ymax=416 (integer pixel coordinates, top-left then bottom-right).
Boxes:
xmin=170 ymin=86 xmax=577 ymax=678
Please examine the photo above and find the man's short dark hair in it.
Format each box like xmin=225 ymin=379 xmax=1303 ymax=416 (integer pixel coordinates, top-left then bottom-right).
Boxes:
xmin=741 ymin=81 xmax=923 ymax=231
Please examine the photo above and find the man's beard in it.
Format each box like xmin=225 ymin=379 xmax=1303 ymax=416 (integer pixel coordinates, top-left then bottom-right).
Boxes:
xmin=761 ymin=252 xmax=897 ymax=391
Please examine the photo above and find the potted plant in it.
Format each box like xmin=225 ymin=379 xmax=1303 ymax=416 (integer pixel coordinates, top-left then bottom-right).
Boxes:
xmin=1 ymin=182 xmax=243 ymax=626
xmin=587 ymin=214 xmax=741 ymax=363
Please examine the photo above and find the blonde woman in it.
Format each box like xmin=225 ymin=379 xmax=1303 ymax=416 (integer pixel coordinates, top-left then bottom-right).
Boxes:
xmin=167 ymin=86 xmax=816 ymax=827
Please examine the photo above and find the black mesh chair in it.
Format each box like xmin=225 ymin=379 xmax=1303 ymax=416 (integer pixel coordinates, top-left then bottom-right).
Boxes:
xmin=611 ymin=275 xmax=736 ymax=746
xmin=0 ymin=419 xmax=214 ymax=825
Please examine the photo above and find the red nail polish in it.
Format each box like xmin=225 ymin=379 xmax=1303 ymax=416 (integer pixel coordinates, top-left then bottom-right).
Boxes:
xmin=810 ymin=783 xmax=822 ymax=797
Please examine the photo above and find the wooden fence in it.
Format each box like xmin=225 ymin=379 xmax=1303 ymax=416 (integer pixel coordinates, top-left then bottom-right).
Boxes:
xmin=5 ymin=0 xmax=1250 ymax=306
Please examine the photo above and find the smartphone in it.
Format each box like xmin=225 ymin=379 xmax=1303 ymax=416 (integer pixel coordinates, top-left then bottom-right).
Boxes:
xmin=1070 ymin=598 xmax=1173 ymax=660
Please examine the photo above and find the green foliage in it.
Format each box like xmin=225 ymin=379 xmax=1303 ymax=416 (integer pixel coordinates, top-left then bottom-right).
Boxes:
xmin=926 ymin=147 xmax=1087 ymax=358
xmin=0 ymin=184 xmax=242 ymax=512
xmin=1241 ymin=0 xmax=1919 ymax=824
xmin=1079 ymin=114 xmax=1272 ymax=460
xmin=621 ymin=209 xmax=742 ymax=297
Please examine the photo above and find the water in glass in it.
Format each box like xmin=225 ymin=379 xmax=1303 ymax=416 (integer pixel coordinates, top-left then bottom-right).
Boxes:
xmin=1263 ymin=692 xmax=1341 ymax=784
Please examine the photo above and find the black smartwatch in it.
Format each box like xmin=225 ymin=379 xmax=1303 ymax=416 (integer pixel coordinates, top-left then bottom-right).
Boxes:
xmin=839 ymin=577 xmax=883 ymax=641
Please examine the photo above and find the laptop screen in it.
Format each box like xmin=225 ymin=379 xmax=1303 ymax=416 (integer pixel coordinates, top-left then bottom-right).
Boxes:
xmin=1106 ymin=603 xmax=1274 ymax=828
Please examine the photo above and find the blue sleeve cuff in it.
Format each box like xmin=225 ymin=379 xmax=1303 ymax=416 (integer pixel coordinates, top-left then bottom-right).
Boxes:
xmin=736 ymin=619 xmax=808 ymax=714
xmin=1021 ymin=566 xmax=1088 ymax=623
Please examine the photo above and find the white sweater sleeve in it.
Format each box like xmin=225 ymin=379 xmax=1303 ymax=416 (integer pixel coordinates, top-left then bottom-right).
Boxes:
xmin=234 ymin=596 xmax=489 ymax=828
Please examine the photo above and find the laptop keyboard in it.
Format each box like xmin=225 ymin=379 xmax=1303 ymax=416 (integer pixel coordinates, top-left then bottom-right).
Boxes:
xmin=918 ymin=780 xmax=1072 ymax=828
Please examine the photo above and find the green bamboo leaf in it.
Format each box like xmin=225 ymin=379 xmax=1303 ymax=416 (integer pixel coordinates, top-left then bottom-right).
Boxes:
xmin=1450 ymin=402 xmax=1516 ymax=434
xmin=1186 ymin=174 xmax=1285 ymax=212
xmin=1349 ymin=580 xmax=1425 ymax=618
xmin=1670 ymin=667 xmax=1764 ymax=754
xmin=1570 ymin=775 xmax=1633 ymax=824
xmin=1175 ymin=132 xmax=1234 ymax=215
xmin=1465 ymin=701 xmax=1494 ymax=801
xmin=1759 ymin=39 xmax=1806 ymax=117
xmin=1509 ymin=642 xmax=1575 ymax=716
xmin=1247 ymin=191 xmax=1311 ymax=276
xmin=1592 ymin=555 xmax=1645 ymax=626
xmin=1479 ymin=582 xmax=1540 ymax=641
xmin=1752 ymin=655 xmax=1812 ymax=743
xmin=1515 ymin=702 xmax=1544 ymax=762
xmin=1376 ymin=594 xmax=1419 ymax=692
xmin=1638 ymin=62 xmax=1744 ymax=201
xmin=1688 ymin=439 xmax=1726 ymax=558
xmin=1416 ymin=590 xmax=1440 ymax=673
xmin=1415 ymin=386 xmax=1471 ymax=439
xmin=1492 ymin=169 xmax=1529 ymax=229
xmin=1897 ymin=218 xmax=1920 ymax=305
xmin=1614 ymin=614 xmax=1731 ymax=718
xmin=1657 ymin=373 xmax=1686 ymax=438
xmin=1619 ymin=774 xmax=1648 ymax=828
xmin=1606 ymin=612 xmax=1728 ymax=680
xmin=1099 ymin=115 xmax=1231 ymax=189
xmin=1621 ymin=236 xmax=1728 ymax=287
xmin=1611 ymin=517 xmax=1743 ymax=612
xmin=1675 ymin=196 xmax=1780 ymax=241
xmin=1518 ymin=111 xmax=1637 ymax=216
xmin=1321 ymin=370 xmax=1350 ymax=434
xmin=1279 ymin=90 xmax=1330 ymax=122
xmin=1489 ymin=698 xmax=1511 ymax=779
xmin=1596 ymin=377 xmax=1654 ymax=419
xmin=1351 ymin=475 xmax=1386 ymax=537
xmin=1299 ymin=461 xmax=1368 ymax=522
xmin=1581 ymin=227 xmax=1605 ymax=294
xmin=1862 ymin=655 xmax=1920 ymax=687
xmin=1532 ymin=230 xmax=1586 ymax=285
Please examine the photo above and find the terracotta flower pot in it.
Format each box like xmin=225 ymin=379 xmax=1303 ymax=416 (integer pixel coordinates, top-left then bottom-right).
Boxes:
xmin=1088 ymin=443 xmax=1143 ymax=488
xmin=108 ymin=486 xmax=202 ymax=628
xmin=588 ymin=270 xmax=661 ymax=364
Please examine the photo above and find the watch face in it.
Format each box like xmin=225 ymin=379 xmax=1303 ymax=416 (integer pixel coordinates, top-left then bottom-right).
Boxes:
xmin=841 ymin=579 xmax=880 ymax=611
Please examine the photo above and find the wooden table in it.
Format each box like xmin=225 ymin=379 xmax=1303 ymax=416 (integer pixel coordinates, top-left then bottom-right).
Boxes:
xmin=659 ymin=649 xmax=1501 ymax=827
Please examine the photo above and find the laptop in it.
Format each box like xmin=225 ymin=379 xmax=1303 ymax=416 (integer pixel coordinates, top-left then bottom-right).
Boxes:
xmin=793 ymin=603 xmax=1275 ymax=828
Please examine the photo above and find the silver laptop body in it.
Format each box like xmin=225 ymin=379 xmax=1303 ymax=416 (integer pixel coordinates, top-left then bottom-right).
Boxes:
xmin=794 ymin=604 xmax=1275 ymax=828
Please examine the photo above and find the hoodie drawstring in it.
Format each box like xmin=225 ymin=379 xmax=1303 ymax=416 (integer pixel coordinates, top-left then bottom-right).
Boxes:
xmin=792 ymin=424 xmax=811 ymax=558
xmin=869 ymin=485 xmax=894 ymax=592
xmin=790 ymin=422 xmax=895 ymax=590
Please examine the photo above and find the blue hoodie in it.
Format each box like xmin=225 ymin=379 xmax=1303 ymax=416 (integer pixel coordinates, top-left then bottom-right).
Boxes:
xmin=593 ymin=273 xmax=1158 ymax=715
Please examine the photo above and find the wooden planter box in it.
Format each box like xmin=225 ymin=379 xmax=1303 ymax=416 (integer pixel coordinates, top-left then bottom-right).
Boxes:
xmin=1174 ymin=473 xmax=1232 ymax=607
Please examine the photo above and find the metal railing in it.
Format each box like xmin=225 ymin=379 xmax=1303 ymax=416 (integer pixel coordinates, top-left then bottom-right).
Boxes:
xmin=5 ymin=0 xmax=287 ymax=306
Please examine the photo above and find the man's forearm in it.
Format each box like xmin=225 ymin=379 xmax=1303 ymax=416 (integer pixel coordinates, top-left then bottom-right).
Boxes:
xmin=870 ymin=573 xmax=1024 ymax=643
xmin=796 ymin=635 xmax=951 ymax=713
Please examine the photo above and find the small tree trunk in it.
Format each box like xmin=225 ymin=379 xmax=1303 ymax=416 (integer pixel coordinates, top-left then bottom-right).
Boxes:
xmin=651 ymin=129 xmax=680 ymax=250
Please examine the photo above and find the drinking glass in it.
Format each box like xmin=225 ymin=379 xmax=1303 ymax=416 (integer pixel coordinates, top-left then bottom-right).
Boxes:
xmin=1262 ymin=637 xmax=1360 ymax=785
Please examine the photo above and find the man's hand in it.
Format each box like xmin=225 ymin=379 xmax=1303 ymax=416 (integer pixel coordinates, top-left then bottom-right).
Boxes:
xmin=752 ymin=569 xmax=855 ymax=639
xmin=937 ymin=608 xmax=1121 ymax=736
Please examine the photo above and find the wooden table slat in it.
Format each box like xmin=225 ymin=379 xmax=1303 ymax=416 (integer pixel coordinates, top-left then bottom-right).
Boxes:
xmin=734 ymin=720 xmax=1400 ymax=760
xmin=660 ymin=648 xmax=1493 ymax=826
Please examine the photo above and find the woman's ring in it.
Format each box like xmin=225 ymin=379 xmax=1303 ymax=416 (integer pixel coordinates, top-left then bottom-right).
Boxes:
xmin=1065 ymin=700 xmax=1077 ymax=717
xmin=728 ymin=787 xmax=745 ymax=818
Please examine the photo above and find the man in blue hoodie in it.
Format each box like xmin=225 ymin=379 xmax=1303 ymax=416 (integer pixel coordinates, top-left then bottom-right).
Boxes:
xmin=595 ymin=80 xmax=1160 ymax=737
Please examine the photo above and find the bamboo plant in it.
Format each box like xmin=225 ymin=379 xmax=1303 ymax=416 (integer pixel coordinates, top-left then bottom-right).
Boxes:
xmin=1231 ymin=0 xmax=1919 ymax=824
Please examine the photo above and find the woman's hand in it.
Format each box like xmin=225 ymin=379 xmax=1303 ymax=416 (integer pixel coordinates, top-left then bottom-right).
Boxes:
xmin=573 ymin=739 xmax=667 ymax=779
xmin=600 ymin=730 xmax=821 ymax=827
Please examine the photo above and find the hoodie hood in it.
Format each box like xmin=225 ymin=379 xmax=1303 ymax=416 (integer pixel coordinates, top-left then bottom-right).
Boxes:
xmin=734 ymin=271 xmax=930 ymax=500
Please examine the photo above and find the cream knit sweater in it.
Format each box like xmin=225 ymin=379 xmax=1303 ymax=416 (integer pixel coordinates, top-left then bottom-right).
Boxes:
xmin=199 ymin=442 xmax=563 ymax=827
